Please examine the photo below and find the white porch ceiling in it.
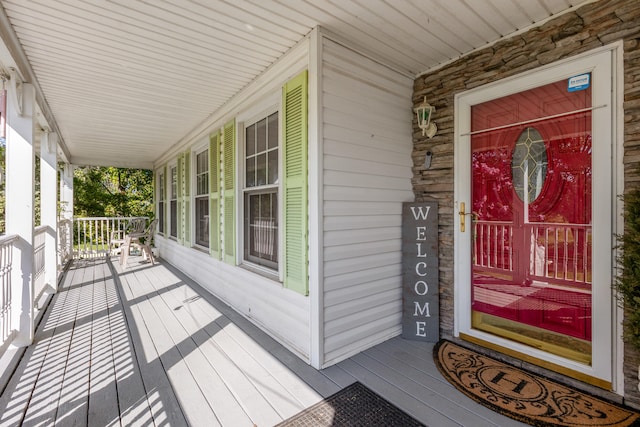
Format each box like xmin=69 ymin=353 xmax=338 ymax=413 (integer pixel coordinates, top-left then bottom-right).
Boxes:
xmin=0 ymin=0 xmax=591 ymax=169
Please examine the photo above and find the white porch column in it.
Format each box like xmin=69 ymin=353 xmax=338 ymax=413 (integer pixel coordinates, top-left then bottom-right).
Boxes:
xmin=6 ymin=78 xmax=36 ymax=347
xmin=60 ymin=163 xmax=74 ymax=221
xmin=40 ymin=131 xmax=57 ymax=291
xmin=58 ymin=163 xmax=74 ymax=265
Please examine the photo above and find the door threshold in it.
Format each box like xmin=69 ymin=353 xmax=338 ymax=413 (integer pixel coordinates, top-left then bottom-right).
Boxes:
xmin=459 ymin=332 xmax=611 ymax=390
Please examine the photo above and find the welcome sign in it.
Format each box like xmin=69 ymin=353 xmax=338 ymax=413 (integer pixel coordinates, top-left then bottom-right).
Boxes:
xmin=402 ymin=201 xmax=439 ymax=342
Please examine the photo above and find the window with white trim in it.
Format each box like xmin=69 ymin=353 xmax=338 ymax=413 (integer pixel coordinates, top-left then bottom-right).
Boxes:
xmin=243 ymin=112 xmax=279 ymax=269
xmin=209 ymin=70 xmax=307 ymax=294
xmin=170 ymin=165 xmax=178 ymax=238
xmin=195 ymin=148 xmax=209 ymax=248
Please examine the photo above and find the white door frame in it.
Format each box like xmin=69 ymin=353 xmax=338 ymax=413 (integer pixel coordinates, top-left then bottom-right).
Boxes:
xmin=453 ymin=46 xmax=619 ymax=387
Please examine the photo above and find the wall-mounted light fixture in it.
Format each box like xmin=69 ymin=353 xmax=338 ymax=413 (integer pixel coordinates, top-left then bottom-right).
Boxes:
xmin=415 ymin=96 xmax=437 ymax=138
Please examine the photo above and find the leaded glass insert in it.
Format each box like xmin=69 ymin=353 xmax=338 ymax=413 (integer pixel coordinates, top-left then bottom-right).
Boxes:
xmin=511 ymin=127 xmax=548 ymax=203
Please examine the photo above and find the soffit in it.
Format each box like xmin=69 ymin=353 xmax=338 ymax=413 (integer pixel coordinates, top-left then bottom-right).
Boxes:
xmin=0 ymin=0 xmax=591 ymax=168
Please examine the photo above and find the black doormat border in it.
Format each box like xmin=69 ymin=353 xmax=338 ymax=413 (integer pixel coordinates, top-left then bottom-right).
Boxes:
xmin=434 ymin=339 xmax=640 ymax=427
xmin=276 ymin=381 xmax=425 ymax=427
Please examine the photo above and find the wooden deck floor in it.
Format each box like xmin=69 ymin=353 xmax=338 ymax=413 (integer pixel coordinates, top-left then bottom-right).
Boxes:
xmin=0 ymin=257 xmax=527 ymax=426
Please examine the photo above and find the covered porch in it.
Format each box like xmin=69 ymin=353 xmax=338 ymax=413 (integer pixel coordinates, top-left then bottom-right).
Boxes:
xmin=3 ymin=0 xmax=640 ymax=422
xmin=0 ymin=254 xmax=523 ymax=426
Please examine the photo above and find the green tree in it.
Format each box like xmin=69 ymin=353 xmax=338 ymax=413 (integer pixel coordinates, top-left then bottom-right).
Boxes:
xmin=74 ymin=166 xmax=153 ymax=218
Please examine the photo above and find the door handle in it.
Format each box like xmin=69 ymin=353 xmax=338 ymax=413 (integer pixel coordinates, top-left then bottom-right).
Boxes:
xmin=458 ymin=202 xmax=477 ymax=232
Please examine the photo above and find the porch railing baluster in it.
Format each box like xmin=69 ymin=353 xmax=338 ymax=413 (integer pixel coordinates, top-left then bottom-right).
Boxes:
xmin=33 ymin=226 xmax=47 ymax=306
xmin=0 ymin=234 xmax=18 ymax=354
xmin=58 ymin=219 xmax=72 ymax=264
xmin=72 ymin=217 xmax=149 ymax=259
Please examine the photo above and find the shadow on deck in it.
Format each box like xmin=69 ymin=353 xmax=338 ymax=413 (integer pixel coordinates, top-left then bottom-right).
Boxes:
xmin=0 ymin=257 xmax=525 ymax=426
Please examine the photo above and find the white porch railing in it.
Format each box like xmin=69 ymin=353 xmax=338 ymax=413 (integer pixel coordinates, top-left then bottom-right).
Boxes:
xmin=0 ymin=234 xmax=18 ymax=354
xmin=0 ymin=216 xmax=136 ymax=354
xmin=73 ymin=217 xmax=149 ymax=259
xmin=58 ymin=219 xmax=73 ymax=266
xmin=33 ymin=226 xmax=48 ymax=308
xmin=473 ymin=220 xmax=592 ymax=286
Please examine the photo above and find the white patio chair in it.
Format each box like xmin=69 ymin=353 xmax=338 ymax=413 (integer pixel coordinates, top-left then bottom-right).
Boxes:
xmin=109 ymin=218 xmax=147 ymax=255
xmin=119 ymin=218 xmax=158 ymax=269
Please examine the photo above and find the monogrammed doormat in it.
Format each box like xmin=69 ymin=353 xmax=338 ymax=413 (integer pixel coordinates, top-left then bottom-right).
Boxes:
xmin=275 ymin=381 xmax=425 ymax=427
xmin=434 ymin=340 xmax=640 ymax=426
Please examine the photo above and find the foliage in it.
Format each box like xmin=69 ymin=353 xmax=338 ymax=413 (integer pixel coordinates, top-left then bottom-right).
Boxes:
xmin=0 ymin=152 xmax=152 ymax=234
xmin=616 ymin=183 xmax=640 ymax=350
xmin=73 ymin=166 xmax=153 ymax=218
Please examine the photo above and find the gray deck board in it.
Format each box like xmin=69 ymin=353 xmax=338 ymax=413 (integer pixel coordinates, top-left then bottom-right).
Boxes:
xmin=0 ymin=262 xmax=77 ymax=426
xmin=319 ymin=364 xmax=358 ymax=388
xmin=102 ymin=261 xmax=154 ymax=427
xmin=147 ymin=262 xmax=326 ymax=414
xmin=0 ymin=257 xmax=533 ymax=427
xmin=55 ymin=260 xmax=95 ymax=427
xmin=130 ymin=266 xmax=239 ymax=426
xmin=146 ymin=275 xmax=286 ymax=426
xmin=119 ymin=263 xmax=212 ymax=426
xmin=351 ymin=348 xmax=502 ymax=427
xmin=19 ymin=267 xmax=76 ymax=426
xmin=157 ymin=262 xmax=342 ymax=400
xmin=371 ymin=338 xmax=529 ymax=425
xmin=336 ymin=357 xmax=463 ymax=427
xmin=87 ymin=262 xmax=120 ymax=427
xmin=116 ymin=263 xmax=188 ymax=426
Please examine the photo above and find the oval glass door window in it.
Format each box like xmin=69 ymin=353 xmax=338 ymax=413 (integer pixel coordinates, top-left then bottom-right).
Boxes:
xmin=511 ymin=127 xmax=548 ymax=203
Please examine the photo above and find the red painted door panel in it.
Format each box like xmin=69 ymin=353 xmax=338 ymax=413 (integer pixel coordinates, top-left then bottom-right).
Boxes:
xmin=471 ymin=78 xmax=592 ymax=342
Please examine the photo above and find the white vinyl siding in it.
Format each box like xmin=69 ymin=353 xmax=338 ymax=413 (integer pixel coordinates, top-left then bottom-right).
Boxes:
xmin=155 ymin=238 xmax=310 ymax=359
xmin=321 ymin=38 xmax=414 ymax=365
xmin=155 ymin=38 xmax=311 ymax=359
xmin=152 ymin=32 xmax=413 ymax=366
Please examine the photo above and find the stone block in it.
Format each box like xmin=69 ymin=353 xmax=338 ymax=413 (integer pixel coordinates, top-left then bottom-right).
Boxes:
xmin=614 ymin=1 xmax=640 ymax=22
xmin=551 ymin=15 xmax=586 ymax=43
xmin=599 ymin=25 xmax=640 ymax=44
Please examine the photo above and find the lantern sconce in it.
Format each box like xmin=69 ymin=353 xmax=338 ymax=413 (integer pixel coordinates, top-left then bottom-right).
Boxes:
xmin=415 ymin=96 xmax=437 ymax=138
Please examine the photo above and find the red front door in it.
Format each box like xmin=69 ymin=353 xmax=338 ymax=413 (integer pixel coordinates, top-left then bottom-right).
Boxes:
xmin=470 ymin=78 xmax=593 ymax=363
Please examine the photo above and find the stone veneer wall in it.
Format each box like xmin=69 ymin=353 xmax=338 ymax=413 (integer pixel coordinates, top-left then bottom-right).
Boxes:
xmin=412 ymin=0 xmax=640 ymax=406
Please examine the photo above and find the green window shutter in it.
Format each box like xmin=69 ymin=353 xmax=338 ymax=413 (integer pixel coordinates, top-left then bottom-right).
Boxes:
xmin=163 ymin=164 xmax=168 ymax=237
xmin=223 ymin=119 xmax=236 ymax=264
xmin=152 ymin=170 xmax=156 ymax=218
xmin=282 ymin=70 xmax=309 ymax=295
xmin=209 ymin=131 xmax=221 ymax=258
xmin=177 ymin=153 xmax=184 ymax=244
xmin=183 ymin=149 xmax=191 ymax=247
